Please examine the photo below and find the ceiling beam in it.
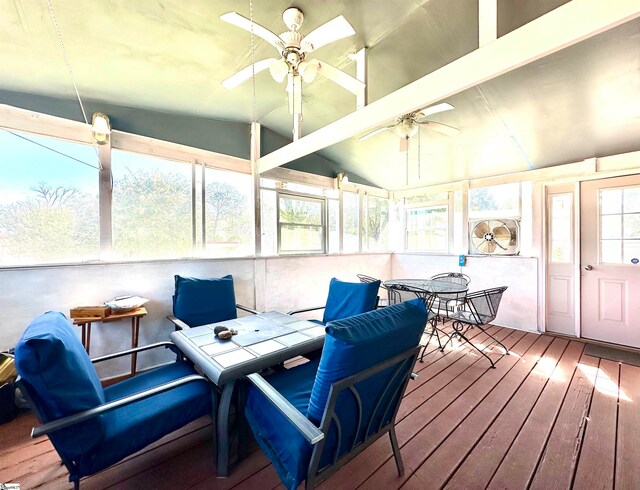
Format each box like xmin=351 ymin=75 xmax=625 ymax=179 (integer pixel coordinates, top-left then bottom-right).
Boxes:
xmin=479 ymin=0 xmax=497 ymax=47
xmin=258 ymin=0 xmax=640 ymax=173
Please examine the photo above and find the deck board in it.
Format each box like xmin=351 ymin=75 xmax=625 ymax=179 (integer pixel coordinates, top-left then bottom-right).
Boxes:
xmin=572 ymin=358 xmax=619 ymax=490
xmin=615 ymin=363 xmax=640 ymax=489
xmin=3 ymin=326 xmax=640 ymax=490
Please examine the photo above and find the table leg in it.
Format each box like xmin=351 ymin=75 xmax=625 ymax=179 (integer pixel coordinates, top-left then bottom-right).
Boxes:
xmin=237 ymin=381 xmax=249 ymax=461
xmin=211 ymin=387 xmax=219 ymax=462
xmin=131 ymin=316 xmax=140 ymax=375
xmin=216 ymin=381 xmax=235 ymax=478
xmin=86 ymin=323 xmax=92 ymax=355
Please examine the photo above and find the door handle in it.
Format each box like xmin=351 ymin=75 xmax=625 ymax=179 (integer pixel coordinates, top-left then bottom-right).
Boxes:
xmin=584 ymin=265 xmax=593 ymax=271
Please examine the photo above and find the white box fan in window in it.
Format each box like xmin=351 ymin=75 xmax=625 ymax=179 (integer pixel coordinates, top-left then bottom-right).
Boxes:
xmin=469 ymin=219 xmax=520 ymax=255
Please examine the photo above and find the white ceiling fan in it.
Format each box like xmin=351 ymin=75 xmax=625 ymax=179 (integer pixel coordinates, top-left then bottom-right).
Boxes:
xmin=220 ymin=8 xmax=365 ymax=118
xmin=359 ymin=102 xmax=459 ymax=151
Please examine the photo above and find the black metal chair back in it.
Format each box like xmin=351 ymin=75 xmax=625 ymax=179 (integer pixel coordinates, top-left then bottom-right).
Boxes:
xmin=357 ymin=273 xmax=398 ymax=306
xmin=446 ymin=286 xmax=509 ymax=368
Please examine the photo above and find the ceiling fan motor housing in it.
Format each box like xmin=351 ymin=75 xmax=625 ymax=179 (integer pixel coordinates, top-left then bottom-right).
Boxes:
xmin=282 ymin=7 xmax=304 ymax=31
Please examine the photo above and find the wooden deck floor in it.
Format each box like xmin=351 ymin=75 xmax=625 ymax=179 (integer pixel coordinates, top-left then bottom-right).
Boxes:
xmin=3 ymin=323 xmax=640 ymax=490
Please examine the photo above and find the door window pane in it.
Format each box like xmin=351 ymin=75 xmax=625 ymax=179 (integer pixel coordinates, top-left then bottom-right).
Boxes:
xmin=204 ymin=167 xmax=253 ymax=257
xmin=112 ymin=150 xmax=192 ymax=259
xmin=549 ymin=193 xmax=572 ymax=263
xmin=0 ymin=130 xmax=99 ymax=265
xmin=600 ymin=186 xmax=640 ymax=264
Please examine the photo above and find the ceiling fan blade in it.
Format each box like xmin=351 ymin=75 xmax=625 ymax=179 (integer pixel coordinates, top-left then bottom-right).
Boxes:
xmin=220 ymin=12 xmax=285 ymax=52
xmin=399 ymin=136 xmax=409 ymax=153
xmin=286 ymin=74 xmax=302 ymax=115
xmin=417 ymin=121 xmax=460 ymax=136
xmin=417 ymin=102 xmax=455 ymax=119
xmin=301 ymin=15 xmax=355 ymax=53
xmin=315 ymin=60 xmax=365 ymax=95
xmin=221 ymin=58 xmax=279 ymax=89
xmin=358 ymin=125 xmax=395 ymax=142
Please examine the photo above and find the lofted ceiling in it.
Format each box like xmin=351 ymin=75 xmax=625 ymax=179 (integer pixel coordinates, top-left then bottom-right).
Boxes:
xmin=1 ymin=0 xmax=639 ymax=190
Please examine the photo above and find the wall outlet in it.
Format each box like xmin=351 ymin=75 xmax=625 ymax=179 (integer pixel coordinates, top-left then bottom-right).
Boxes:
xmin=459 ymin=255 xmax=466 ymax=267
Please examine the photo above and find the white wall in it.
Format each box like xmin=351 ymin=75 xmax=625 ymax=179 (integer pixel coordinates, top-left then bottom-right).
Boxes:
xmin=0 ymin=254 xmax=391 ymax=378
xmin=392 ymin=254 xmax=539 ymax=332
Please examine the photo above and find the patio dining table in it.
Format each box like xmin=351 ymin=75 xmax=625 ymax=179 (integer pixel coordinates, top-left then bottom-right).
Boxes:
xmin=382 ymin=278 xmax=468 ymax=309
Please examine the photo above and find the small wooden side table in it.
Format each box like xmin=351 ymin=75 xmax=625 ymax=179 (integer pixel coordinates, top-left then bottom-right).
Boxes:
xmin=73 ymin=307 xmax=148 ymax=376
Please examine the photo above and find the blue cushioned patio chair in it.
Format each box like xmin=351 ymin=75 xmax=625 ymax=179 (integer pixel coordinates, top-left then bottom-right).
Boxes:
xmin=288 ymin=277 xmax=381 ymax=324
xmin=168 ymin=274 xmax=258 ymax=330
xmin=244 ymin=299 xmax=430 ymax=490
xmin=15 ymin=312 xmax=213 ymax=489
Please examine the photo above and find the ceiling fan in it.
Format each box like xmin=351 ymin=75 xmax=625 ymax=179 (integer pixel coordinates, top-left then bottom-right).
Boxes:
xmin=358 ymin=102 xmax=459 ymax=151
xmin=220 ymin=8 xmax=365 ymax=118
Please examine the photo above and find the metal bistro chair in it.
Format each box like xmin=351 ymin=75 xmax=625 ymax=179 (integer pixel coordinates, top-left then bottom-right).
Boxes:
xmin=428 ymin=272 xmax=470 ymax=324
xmin=445 ymin=286 xmax=509 ymax=368
xmin=385 ymin=282 xmax=446 ymax=361
xmin=356 ymin=274 xmax=397 ymax=307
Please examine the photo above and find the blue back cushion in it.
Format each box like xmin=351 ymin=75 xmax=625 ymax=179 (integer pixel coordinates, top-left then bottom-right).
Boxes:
xmin=322 ymin=277 xmax=381 ymax=323
xmin=173 ymin=274 xmax=237 ymax=327
xmin=15 ymin=311 xmax=106 ymax=458
xmin=308 ymin=298 xmax=427 ymax=423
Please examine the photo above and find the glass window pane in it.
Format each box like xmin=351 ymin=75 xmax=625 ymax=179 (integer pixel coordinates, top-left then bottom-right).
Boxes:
xmin=600 ymin=189 xmax=622 ymax=214
xmin=279 ymin=196 xmax=322 ymax=225
xmin=112 ymin=150 xmax=192 ymax=259
xmin=623 ymin=214 xmax=640 ymax=239
xmin=601 ymin=215 xmax=622 ymax=239
xmin=280 ymin=225 xmax=323 ymax=252
xmin=549 ymin=194 xmax=572 ymax=263
xmin=343 ymin=191 xmax=359 ymax=253
xmin=204 ymin=167 xmax=253 ymax=257
xmin=278 ymin=195 xmax=325 ymax=254
xmin=469 ymin=183 xmax=520 ymax=218
xmin=405 ymin=191 xmax=448 ymax=206
xmin=623 ymin=240 xmax=640 ymax=264
xmin=624 ymin=187 xmax=640 ymax=213
xmin=260 ymin=189 xmax=277 ymax=256
xmin=0 ymin=130 xmax=99 ymax=265
xmin=601 ymin=240 xmax=622 ymax=264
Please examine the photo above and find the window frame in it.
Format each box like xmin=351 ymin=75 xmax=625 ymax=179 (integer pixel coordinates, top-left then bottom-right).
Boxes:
xmin=276 ymin=190 xmax=327 ymax=255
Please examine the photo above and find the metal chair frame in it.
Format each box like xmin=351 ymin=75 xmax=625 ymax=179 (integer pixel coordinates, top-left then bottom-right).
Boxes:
xmin=356 ymin=274 xmax=393 ymax=307
xmin=428 ymin=273 xmax=471 ymax=324
xmin=246 ymin=346 xmax=420 ymax=489
xmin=445 ymin=286 xmax=509 ymax=368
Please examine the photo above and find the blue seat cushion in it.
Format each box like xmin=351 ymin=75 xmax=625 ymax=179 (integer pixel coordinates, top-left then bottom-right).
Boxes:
xmin=245 ymin=358 xmax=320 ymax=490
xmin=322 ymin=277 xmax=381 ymax=323
xmin=78 ymin=361 xmax=212 ymax=477
xmin=173 ymin=274 xmax=237 ymax=327
xmin=15 ymin=312 xmax=106 ymax=459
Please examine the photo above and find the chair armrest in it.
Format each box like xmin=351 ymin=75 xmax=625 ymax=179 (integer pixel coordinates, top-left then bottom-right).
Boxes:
xmin=31 ymin=374 xmax=209 ymax=438
xmin=236 ymin=304 xmax=259 ymax=315
xmin=288 ymin=306 xmax=325 ymax=315
xmin=167 ymin=315 xmax=191 ymax=330
xmin=90 ymin=341 xmax=178 ymax=363
xmin=246 ymin=373 xmax=324 ymax=445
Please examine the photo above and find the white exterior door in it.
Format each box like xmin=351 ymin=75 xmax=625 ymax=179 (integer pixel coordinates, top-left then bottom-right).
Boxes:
xmin=580 ymin=175 xmax=640 ymax=347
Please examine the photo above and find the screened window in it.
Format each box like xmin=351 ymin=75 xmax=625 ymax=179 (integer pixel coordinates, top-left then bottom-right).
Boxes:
xmin=0 ymin=129 xmax=99 ymax=265
xmin=364 ymin=196 xmax=389 ymax=251
xmin=343 ymin=191 xmax=359 ymax=253
xmin=111 ymin=150 xmax=192 ymax=259
xmin=600 ymin=187 xmax=640 ymax=264
xmin=469 ymin=183 xmax=520 ymax=218
xmin=278 ymin=194 xmax=325 ymax=254
xmin=406 ymin=205 xmax=448 ymax=251
xmin=204 ymin=167 xmax=253 ymax=257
